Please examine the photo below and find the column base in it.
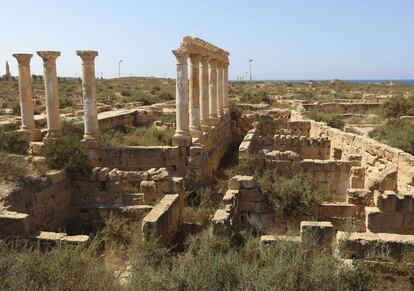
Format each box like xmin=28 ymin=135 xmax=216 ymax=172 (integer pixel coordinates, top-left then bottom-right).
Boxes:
xmin=19 ymin=128 xmax=41 ymax=142
xmin=173 ymin=134 xmax=192 ymax=147
xmin=82 ymin=137 xmax=100 ymax=149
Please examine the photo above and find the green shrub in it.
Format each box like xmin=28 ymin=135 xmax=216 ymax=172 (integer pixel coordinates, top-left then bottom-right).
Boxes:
xmin=381 ymin=95 xmax=414 ymax=118
xmin=257 ymin=172 xmax=331 ymax=218
xmin=369 ymin=119 xmax=414 ymax=155
xmin=41 ymin=134 xmax=92 ymax=176
xmin=0 ymin=152 xmax=30 ymax=180
xmin=121 ymin=90 xmax=131 ymax=97
xmin=0 ymin=128 xmax=29 ymax=154
xmin=0 ymin=240 xmax=120 ymax=291
xmin=101 ymin=125 xmax=174 ymax=147
xmin=59 ymin=95 xmax=74 ymax=109
xmin=306 ymin=110 xmax=345 ymax=129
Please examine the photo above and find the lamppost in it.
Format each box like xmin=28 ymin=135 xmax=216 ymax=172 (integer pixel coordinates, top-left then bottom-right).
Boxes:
xmin=118 ymin=60 xmax=123 ymax=78
xmin=249 ymin=59 xmax=253 ymax=82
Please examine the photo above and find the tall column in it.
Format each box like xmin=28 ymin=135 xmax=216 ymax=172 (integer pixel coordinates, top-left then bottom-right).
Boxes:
xmin=223 ymin=61 xmax=229 ymax=113
xmin=76 ymin=50 xmax=99 ymax=148
xmin=188 ymin=53 xmax=202 ymax=138
xmin=208 ymin=58 xmax=217 ymax=119
xmin=12 ymin=54 xmax=40 ymax=141
xmin=37 ymin=51 xmax=61 ymax=139
xmin=172 ymin=50 xmax=191 ymax=146
xmin=216 ymin=60 xmax=224 ymax=117
xmin=199 ymin=55 xmax=209 ymax=123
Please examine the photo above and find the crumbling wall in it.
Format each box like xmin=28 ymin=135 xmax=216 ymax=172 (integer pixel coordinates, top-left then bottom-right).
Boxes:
xmin=141 ymin=194 xmax=183 ymax=245
xmin=0 ymin=170 xmax=72 ymax=237
xmin=303 ymin=102 xmax=380 ymax=114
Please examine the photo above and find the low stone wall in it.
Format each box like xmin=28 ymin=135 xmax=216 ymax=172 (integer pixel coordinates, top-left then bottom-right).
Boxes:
xmin=310 ymin=121 xmax=414 ymax=193
xmin=235 ymin=110 xmax=292 ymax=136
xmin=303 ymin=102 xmax=380 ymax=114
xmin=256 ymin=135 xmax=331 ymax=160
xmin=141 ymin=194 xmax=183 ymax=245
xmin=98 ymin=146 xmax=186 ymax=174
xmin=0 ymin=170 xmax=72 ymax=237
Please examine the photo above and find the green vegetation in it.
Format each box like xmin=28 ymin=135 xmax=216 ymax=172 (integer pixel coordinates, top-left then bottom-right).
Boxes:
xmin=0 ymin=127 xmax=29 ymax=155
xmin=369 ymin=119 xmax=414 ymax=155
xmin=41 ymin=122 xmax=91 ymax=176
xmin=305 ymin=110 xmax=345 ymax=129
xmin=101 ymin=125 xmax=174 ymax=147
xmin=220 ymin=157 xmax=330 ymax=218
xmin=1 ymin=227 xmax=413 ymax=290
xmin=238 ymin=90 xmax=270 ymax=104
xmin=380 ymin=95 xmax=414 ymax=118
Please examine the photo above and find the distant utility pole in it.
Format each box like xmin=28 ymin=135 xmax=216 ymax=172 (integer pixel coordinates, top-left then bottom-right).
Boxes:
xmin=249 ymin=59 xmax=253 ymax=82
xmin=118 ymin=60 xmax=123 ymax=78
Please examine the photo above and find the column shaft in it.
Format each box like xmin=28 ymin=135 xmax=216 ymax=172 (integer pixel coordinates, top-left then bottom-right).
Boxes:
xmin=199 ymin=56 xmax=209 ymax=122
xmin=13 ymin=54 xmax=40 ymax=141
xmin=216 ymin=61 xmax=224 ymax=117
xmin=172 ymin=50 xmax=191 ymax=145
xmin=37 ymin=51 xmax=61 ymax=139
xmin=77 ymin=50 xmax=99 ymax=147
xmin=223 ymin=62 xmax=229 ymax=112
xmin=208 ymin=58 xmax=217 ymax=119
xmin=188 ymin=54 xmax=202 ymax=138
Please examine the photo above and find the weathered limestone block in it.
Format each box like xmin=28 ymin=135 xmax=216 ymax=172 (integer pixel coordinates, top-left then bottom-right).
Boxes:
xmin=0 ymin=211 xmax=30 ymax=238
xmin=141 ymin=180 xmax=157 ymax=204
xmin=260 ymin=235 xmax=301 ymax=246
xmin=300 ymin=221 xmax=335 ymax=253
xmin=337 ymin=231 xmax=414 ymax=260
xmin=212 ymin=208 xmax=231 ymax=236
xmin=346 ymin=188 xmax=373 ymax=206
xmin=228 ymin=175 xmax=255 ymax=190
xmin=349 ymin=166 xmax=365 ymax=189
xmin=142 ymin=194 xmax=183 ymax=245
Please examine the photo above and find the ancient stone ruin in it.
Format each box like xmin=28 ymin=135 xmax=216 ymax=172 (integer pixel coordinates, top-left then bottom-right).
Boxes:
xmin=1 ymin=36 xmax=414 ymax=271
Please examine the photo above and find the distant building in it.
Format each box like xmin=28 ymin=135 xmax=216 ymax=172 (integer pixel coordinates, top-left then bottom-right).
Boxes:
xmin=4 ymin=61 xmax=12 ymax=80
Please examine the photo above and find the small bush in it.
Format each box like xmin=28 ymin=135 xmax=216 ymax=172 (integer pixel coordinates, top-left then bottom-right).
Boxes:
xmin=0 ymin=128 xmax=29 ymax=154
xmin=0 ymin=152 xmax=29 ymax=180
xmin=120 ymin=90 xmax=131 ymax=97
xmin=59 ymin=96 xmax=74 ymax=109
xmin=41 ymin=134 xmax=92 ymax=176
xmin=101 ymin=125 xmax=174 ymax=146
xmin=257 ymin=172 xmax=331 ymax=217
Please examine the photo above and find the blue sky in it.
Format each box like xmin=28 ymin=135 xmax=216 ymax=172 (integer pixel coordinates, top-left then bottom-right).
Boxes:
xmin=1 ymin=0 xmax=413 ymax=80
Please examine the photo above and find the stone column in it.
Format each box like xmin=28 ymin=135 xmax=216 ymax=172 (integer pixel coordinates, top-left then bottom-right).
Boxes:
xmin=37 ymin=51 xmax=61 ymax=139
xmin=172 ymin=50 xmax=191 ymax=146
xmin=188 ymin=53 xmax=202 ymax=138
xmin=216 ymin=61 xmax=224 ymax=117
xmin=208 ymin=58 xmax=218 ymax=120
xmin=223 ymin=61 xmax=229 ymax=113
xmin=76 ymin=50 xmax=99 ymax=148
xmin=12 ymin=53 xmax=40 ymax=141
xmin=199 ymin=55 xmax=209 ymax=124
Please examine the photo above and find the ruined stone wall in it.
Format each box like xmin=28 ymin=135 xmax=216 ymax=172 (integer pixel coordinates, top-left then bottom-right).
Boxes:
xmin=212 ymin=176 xmax=275 ymax=236
xmin=303 ymin=102 xmax=380 ymax=114
xmin=310 ymin=121 xmax=414 ymax=193
xmin=0 ymin=170 xmax=72 ymax=237
xmin=98 ymin=146 xmax=186 ymax=175
xmin=142 ymin=194 xmax=183 ymax=245
xmin=256 ymin=135 xmax=331 ymax=160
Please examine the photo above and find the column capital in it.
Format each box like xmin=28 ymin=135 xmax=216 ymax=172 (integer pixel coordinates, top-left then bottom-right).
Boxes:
xmin=189 ymin=53 xmax=200 ymax=63
xmin=76 ymin=50 xmax=98 ymax=63
xmin=216 ymin=60 xmax=223 ymax=68
xmin=208 ymin=58 xmax=217 ymax=66
xmin=172 ymin=50 xmax=188 ymax=65
xmin=12 ymin=54 xmax=32 ymax=66
xmin=37 ymin=51 xmax=61 ymax=63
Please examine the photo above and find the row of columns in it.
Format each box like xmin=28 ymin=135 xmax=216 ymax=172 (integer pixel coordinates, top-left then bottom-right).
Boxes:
xmin=13 ymin=51 xmax=99 ymax=147
xmin=173 ymin=50 xmax=229 ymax=145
